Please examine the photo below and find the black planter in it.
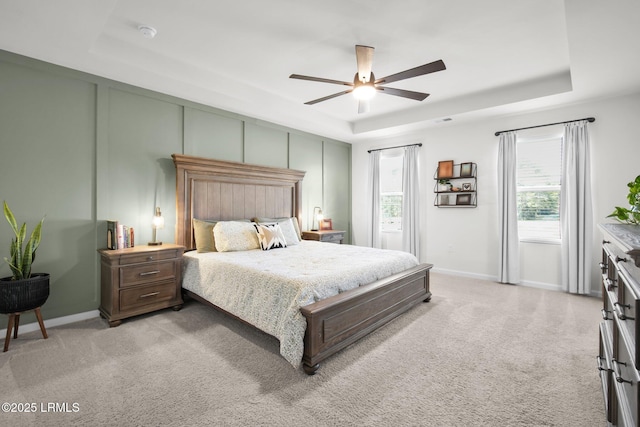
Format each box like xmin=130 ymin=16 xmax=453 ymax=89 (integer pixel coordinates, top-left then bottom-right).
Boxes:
xmin=0 ymin=273 xmax=50 ymax=314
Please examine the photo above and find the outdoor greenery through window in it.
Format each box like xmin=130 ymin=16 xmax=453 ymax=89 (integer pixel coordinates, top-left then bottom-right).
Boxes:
xmin=516 ymin=137 xmax=562 ymax=242
xmin=380 ymin=155 xmax=403 ymax=231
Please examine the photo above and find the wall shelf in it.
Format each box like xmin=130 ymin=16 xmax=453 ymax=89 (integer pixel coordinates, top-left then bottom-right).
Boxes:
xmin=434 ymin=162 xmax=477 ymax=208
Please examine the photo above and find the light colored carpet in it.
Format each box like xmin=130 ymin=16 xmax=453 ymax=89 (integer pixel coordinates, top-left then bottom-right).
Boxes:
xmin=0 ymin=273 xmax=603 ymax=426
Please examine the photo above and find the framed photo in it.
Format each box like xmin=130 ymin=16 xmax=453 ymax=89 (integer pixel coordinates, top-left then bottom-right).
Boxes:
xmin=460 ymin=162 xmax=473 ymax=177
xmin=456 ymin=194 xmax=472 ymax=205
xmin=319 ymin=218 xmax=333 ymax=230
xmin=462 ymin=182 xmax=472 ymax=191
xmin=437 ymin=160 xmax=454 ymax=178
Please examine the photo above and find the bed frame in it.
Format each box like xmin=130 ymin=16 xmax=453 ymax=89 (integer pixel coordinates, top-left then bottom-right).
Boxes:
xmin=173 ymin=153 xmax=432 ymax=374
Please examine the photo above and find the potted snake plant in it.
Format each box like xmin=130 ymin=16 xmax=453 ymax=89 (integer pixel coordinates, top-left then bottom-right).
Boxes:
xmin=0 ymin=201 xmax=49 ymax=315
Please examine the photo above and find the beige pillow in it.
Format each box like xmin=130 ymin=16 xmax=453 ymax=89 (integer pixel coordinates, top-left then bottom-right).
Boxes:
xmin=193 ymin=219 xmax=217 ymax=253
xmin=213 ymin=221 xmax=260 ymax=252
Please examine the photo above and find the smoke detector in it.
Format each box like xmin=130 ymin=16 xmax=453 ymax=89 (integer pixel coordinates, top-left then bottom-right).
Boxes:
xmin=138 ymin=25 xmax=157 ymax=39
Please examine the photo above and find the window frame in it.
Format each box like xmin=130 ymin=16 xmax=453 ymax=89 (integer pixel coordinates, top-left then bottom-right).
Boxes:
xmin=516 ymin=135 xmax=563 ymax=245
xmin=379 ymin=151 xmax=404 ymax=233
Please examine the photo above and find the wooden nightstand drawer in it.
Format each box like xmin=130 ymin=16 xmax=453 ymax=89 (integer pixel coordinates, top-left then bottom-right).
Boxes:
xmin=120 ymin=281 xmax=177 ymax=312
xmin=120 ymin=260 xmax=177 ymax=287
xmin=118 ymin=250 xmax=179 ymax=265
xmin=302 ymin=230 xmax=345 ymax=244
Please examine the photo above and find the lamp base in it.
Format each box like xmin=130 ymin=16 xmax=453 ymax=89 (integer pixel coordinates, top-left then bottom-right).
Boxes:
xmin=148 ymin=241 xmax=163 ymax=246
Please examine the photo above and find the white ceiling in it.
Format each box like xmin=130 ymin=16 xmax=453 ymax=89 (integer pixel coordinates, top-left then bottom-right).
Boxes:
xmin=1 ymin=0 xmax=639 ymax=143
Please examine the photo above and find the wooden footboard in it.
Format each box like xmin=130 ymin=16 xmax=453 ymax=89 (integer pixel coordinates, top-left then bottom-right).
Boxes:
xmin=300 ymin=263 xmax=432 ymax=374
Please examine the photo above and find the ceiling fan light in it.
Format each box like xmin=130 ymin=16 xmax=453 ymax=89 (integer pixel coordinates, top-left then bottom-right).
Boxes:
xmin=353 ymin=83 xmax=376 ymax=100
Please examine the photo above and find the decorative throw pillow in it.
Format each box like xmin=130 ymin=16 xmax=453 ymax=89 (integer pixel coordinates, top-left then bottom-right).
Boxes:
xmin=253 ymin=217 xmax=302 ymax=244
xmin=213 ymin=221 xmax=260 ymax=252
xmin=254 ymin=223 xmax=287 ymax=251
xmin=193 ymin=219 xmax=217 ymax=253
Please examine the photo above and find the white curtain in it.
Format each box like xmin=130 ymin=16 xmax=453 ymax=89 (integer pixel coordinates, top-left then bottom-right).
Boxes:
xmin=402 ymin=145 xmax=420 ymax=259
xmin=497 ymin=131 xmax=520 ymax=284
xmin=367 ymin=150 xmax=382 ymax=248
xmin=560 ymin=121 xmax=593 ymax=294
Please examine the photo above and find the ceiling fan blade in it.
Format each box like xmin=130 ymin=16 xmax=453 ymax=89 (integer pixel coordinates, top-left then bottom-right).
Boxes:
xmin=304 ymin=90 xmax=353 ymax=105
xmin=358 ymin=99 xmax=370 ymax=114
xmin=376 ymin=86 xmax=430 ymax=101
xmin=355 ymin=45 xmax=374 ymax=83
xmin=290 ymin=74 xmax=353 ymax=87
xmin=375 ymin=59 xmax=446 ymax=85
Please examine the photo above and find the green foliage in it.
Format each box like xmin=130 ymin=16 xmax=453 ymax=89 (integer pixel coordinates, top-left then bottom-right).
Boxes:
xmin=3 ymin=201 xmax=45 ymax=280
xmin=517 ymin=191 xmax=560 ymax=221
xmin=607 ymin=175 xmax=640 ymax=225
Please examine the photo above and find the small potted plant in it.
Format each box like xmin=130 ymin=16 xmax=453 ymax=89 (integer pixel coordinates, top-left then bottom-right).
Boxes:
xmin=607 ymin=175 xmax=640 ymax=225
xmin=0 ymin=201 xmax=49 ymax=315
xmin=438 ymin=179 xmax=452 ymax=192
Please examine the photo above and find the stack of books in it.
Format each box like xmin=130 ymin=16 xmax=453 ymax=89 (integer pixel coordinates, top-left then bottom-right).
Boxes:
xmin=107 ymin=220 xmax=135 ymax=250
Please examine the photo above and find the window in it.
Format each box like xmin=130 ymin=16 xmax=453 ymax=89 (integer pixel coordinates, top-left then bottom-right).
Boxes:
xmin=516 ymin=137 xmax=562 ymax=242
xmin=380 ymin=155 xmax=403 ymax=231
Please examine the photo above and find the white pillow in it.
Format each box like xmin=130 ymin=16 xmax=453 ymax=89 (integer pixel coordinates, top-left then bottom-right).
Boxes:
xmin=254 ymin=223 xmax=287 ymax=251
xmin=213 ymin=221 xmax=260 ymax=252
xmin=270 ymin=218 xmax=300 ymax=246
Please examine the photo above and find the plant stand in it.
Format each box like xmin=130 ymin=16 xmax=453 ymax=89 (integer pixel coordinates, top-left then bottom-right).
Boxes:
xmin=3 ymin=306 xmax=48 ymax=352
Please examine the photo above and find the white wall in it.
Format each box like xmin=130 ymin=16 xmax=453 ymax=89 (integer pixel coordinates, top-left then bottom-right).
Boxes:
xmin=352 ymin=92 xmax=640 ymax=291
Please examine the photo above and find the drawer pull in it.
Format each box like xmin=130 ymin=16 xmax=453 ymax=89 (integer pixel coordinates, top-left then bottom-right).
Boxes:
xmin=599 ymin=262 xmax=608 ymax=271
xmin=612 ymin=359 xmax=633 ymax=384
xmin=603 ymin=240 xmax=610 ymax=244
xmin=139 ymin=270 xmax=160 ymax=276
xmin=605 ymin=278 xmax=616 ymax=291
xmin=601 ymin=309 xmax=611 ymax=320
xmin=614 ymin=302 xmax=635 ymax=320
xmin=596 ymin=355 xmax=608 ymax=372
xmin=616 ymin=256 xmax=627 ymax=263
xmin=139 ymin=292 xmax=160 ymax=299
xmin=147 ymin=256 xmax=154 ymax=261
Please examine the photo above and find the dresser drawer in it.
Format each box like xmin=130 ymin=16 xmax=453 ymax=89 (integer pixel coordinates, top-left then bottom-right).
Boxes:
xmin=612 ymin=323 xmax=640 ymax=427
xmin=118 ymin=249 xmax=180 ymax=266
xmin=120 ymin=281 xmax=177 ymax=312
xmin=119 ymin=260 xmax=177 ymax=287
xmin=615 ymin=264 xmax=640 ymax=370
xmin=599 ymin=322 xmax=615 ymax=423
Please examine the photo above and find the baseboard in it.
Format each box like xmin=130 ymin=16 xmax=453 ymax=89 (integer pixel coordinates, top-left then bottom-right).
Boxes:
xmin=0 ymin=310 xmax=100 ymax=337
xmin=431 ymin=267 xmax=563 ymax=292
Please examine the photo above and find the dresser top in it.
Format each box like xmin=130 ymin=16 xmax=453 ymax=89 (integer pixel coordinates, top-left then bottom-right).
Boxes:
xmin=600 ymin=223 xmax=640 ymax=267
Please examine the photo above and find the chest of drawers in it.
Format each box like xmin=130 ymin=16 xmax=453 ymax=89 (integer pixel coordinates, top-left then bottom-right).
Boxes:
xmin=599 ymin=224 xmax=640 ymax=426
xmin=98 ymin=244 xmax=185 ymax=327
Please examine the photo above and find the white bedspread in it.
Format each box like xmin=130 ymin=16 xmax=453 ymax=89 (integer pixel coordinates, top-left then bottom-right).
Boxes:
xmin=182 ymin=240 xmax=419 ymax=367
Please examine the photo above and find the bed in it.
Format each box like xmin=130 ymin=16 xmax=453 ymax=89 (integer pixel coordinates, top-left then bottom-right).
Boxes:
xmin=173 ymin=153 xmax=432 ymax=374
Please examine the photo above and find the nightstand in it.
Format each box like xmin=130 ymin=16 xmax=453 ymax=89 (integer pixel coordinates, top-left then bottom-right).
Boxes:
xmin=98 ymin=243 xmax=185 ymax=327
xmin=301 ymin=230 xmax=345 ymax=244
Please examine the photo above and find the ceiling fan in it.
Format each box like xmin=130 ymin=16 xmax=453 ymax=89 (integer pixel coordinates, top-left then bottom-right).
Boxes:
xmin=290 ymin=45 xmax=446 ymax=114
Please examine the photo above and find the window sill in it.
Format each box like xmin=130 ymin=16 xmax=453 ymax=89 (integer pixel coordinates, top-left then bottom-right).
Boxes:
xmin=519 ymin=238 xmax=561 ymax=245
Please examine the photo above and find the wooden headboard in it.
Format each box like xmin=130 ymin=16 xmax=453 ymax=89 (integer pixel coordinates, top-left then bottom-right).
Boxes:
xmin=172 ymin=154 xmax=306 ymax=250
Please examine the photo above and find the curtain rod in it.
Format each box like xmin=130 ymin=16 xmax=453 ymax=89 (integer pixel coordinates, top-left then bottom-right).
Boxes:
xmin=367 ymin=143 xmax=422 ymax=153
xmin=494 ymin=117 xmax=595 ymax=137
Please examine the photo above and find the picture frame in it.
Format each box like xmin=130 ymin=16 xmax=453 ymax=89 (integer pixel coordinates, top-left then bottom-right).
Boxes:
xmin=460 ymin=162 xmax=473 ymax=177
xmin=437 ymin=160 xmax=454 ymax=178
xmin=319 ymin=218 xmax=333 ymax=230
xmin=456 ymin=194 xmax=472 ymax=205
xmin=462 ymin=182 xmax=472 ymax=191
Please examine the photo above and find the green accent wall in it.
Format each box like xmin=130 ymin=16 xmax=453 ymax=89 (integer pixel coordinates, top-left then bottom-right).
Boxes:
xmin=0 ymin=50 xmax=351 ymax=329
